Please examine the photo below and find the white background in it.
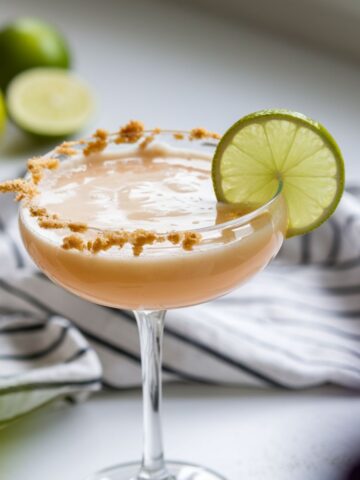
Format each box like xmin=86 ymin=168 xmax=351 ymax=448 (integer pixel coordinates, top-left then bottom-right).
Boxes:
xmin=1 ymin=1 xmax=360 ymax=479
xmin=2 ymin=0 xmax=360 ymax=182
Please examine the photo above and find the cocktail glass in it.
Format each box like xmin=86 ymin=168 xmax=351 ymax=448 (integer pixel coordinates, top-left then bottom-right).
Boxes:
xmin=19 ymin=131 xmax=287 ymax=480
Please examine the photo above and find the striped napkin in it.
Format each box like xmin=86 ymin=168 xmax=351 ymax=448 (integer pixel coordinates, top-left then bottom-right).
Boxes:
xmin=1 ymin=173 xmax=360 ymax=424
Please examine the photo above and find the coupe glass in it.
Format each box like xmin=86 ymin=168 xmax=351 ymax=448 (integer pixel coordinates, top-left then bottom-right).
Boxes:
xmin=19 ymin=131 xmax=287 ymax=480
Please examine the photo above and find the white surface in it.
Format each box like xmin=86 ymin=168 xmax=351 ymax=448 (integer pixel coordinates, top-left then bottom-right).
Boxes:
xmin=1 ymin=385 xmax=360 ymax=480
xmin=1 ymin=1 xmax=360 ymax=479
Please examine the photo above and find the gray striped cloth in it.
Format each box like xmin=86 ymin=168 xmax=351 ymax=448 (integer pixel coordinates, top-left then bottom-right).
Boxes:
xmin=1 ymin=171 xmax=360 ymax=424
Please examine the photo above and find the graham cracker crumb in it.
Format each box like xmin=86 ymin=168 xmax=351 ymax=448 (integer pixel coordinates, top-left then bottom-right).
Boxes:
xmin=173 ymin=133 xmax=184 ymax=140
xmin=64 ymin=228 xmax=201 ymax=256
xmin=115 ymin=120 xmax=144 ymax=144
xmin=28 ymin=157 xmax=60 ymax=184
xmin=87 ymin=235 xmax=111 ymax=254
xmin=87 ymin=230 xmax=130 ymax=254
xmin=0 ymin=179 xmax=38 ymax=201
xmin=29 ymin=204 xmax=67 ymax=230
xmin=30 ymin=205 xmax=47 ymax=217
xmin=56 ymin=142 xmax=78 ymax=156
xmin=139 ymin=135 xmax=155 ymax=150
xmin=62 ymin=235 xmax=85 ymax=251
xmin=189 ymin=128 xmax=221 ymax=141
xmin=38 ymin=217 xmax=66 ymax=229
xmin=130 ymin=229 xmax=157 ymax=256
xmin=83 ymin=138 xmax=107 ymax=156
xmin=182 ymin=231 xmax=202 ymax=251
xmin=104 ymin=231 xmax=129 ymax=248
xmin=69 ymin=222 xmax=88 ymax=233
xmin=167 ymin=232 xmax=182 ymax=244
xmin=152 ymin=127 xmax=161 ymax=135
xmin=45 ymin=224 xmax=201 ymax=255
xmin=94 ymin=128 xmax=109 ymax=140
xmin=83 ymin=129 xmax=109 ymax=156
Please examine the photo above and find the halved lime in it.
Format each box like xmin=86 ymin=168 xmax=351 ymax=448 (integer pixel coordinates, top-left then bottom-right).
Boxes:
xmin=6 ymin=68 xmax=94 ymax=137
xmin=212 ymin=110 xmax=345 ymax=237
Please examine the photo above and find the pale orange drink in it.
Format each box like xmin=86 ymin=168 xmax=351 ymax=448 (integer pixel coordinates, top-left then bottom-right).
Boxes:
xmin=19 ymin=132 xmax=287 ymax=311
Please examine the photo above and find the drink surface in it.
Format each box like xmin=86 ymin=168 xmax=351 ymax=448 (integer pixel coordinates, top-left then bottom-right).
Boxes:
xmin=39 ymin=144 xmax=220 ymax=232
xmin=20 ymin=143 xmax=287 ymax=310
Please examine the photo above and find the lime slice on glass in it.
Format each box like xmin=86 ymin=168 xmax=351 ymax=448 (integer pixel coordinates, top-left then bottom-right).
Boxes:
xmin=212 ymin=110 xmax=345 ymax=237
xmin=6 ymin=68 xmax=94 ymax=137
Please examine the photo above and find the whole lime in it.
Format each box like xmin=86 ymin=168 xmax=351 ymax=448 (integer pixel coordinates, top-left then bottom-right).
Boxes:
xmin=0 ymin=18 xmax=71 ymax=90
xmin=0 ymin=91 xmax=6 ymax=135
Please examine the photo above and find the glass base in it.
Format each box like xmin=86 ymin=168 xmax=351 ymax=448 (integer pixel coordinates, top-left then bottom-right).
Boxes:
xmin=83 ymin=461 xmax=227 ymax=480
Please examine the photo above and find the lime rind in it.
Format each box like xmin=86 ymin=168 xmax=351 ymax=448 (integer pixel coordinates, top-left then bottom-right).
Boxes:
xmin=212 ymin=109 xmax=345 ymax=238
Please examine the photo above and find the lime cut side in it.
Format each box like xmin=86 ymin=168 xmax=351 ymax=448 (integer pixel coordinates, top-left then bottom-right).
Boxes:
xmin=212 ymin=110 xmax=345 ymax=237
xmin=6 ymin=67 xmax=94 ymax=137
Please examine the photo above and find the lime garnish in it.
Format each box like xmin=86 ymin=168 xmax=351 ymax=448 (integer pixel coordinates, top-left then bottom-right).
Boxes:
xmin=0 ymin=17 xmax=71 ymax=90
xmin=6 ymin=68 xmax=94 ymax=137
xmin=212 ymin=110 xmax=345 ymax=237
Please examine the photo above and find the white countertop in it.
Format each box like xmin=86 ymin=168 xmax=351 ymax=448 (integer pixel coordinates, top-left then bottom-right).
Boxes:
xmin=1 ymin=1 xmax=360 ymax=479
xmin=1 ymin=385 xmax=360 ymax=480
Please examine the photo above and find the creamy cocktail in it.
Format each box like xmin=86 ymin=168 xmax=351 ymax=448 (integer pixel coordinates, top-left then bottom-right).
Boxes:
xmin=19 ymin=139 xmax=287 ymax=310
xmin=1 ymin=111 xmax=342 ymax=480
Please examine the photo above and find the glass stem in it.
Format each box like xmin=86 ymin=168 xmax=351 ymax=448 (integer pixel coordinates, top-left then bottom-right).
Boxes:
xmin=135 ymin=310 xmax=170 ymax=480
